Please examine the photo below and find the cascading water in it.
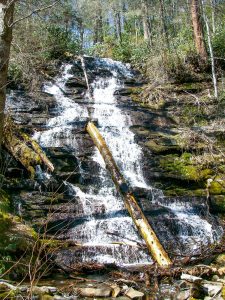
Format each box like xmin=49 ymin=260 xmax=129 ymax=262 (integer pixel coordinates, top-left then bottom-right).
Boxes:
xmin=33 ymin=57 xmax=223 ymax=266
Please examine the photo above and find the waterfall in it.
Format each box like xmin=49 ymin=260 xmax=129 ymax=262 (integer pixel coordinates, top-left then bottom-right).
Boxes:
xmin=33 ymin=57 xmax=223 ymax=266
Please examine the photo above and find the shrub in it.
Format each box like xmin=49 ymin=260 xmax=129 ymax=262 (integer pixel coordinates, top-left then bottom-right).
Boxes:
xmin=43 ymin=25 xmax=81 ymax=60
xmin=212 ymin=26 xmax=225 ymax=69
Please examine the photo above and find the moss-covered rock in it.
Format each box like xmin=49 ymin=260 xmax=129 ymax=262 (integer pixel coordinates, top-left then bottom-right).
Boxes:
xmin=210 ymin=195 xmax=225 ymax=212
xmin=0 ymin=189 xmax=40 ymax=278
xmin=164 ymin=187 xmax=206 ymax=197
xmin=145 ymin=134 xmax=180 ymax=154
xmin=209 ymin=177 xmax=225 ymax=195
xmin=159 ymin=152 xmax=213 ymax=181
xmin=222 ymin=286 xmax=225 ymax=299
xmin=213 ymin=253 xmax=225 ymax=267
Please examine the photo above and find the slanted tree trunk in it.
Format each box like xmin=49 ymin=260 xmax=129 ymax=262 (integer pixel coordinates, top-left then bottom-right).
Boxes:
xmin=190 ymin=0 xmax=208 ymax=60
xmin=141 ymin=0 xmax=152 ymax=46
xmin=0 ymin=0 xmax=14 ymax=146
xmin=86 ymin=122 xmax=172 ymax=267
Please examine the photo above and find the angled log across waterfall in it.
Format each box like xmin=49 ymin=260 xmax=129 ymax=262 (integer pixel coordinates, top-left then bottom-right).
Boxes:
xmin=86 ymin=121 xmax=172 ymax=267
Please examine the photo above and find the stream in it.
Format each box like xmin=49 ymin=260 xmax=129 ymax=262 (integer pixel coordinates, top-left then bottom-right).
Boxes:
xmin=32 ymin=57 xmax=223 ymax=267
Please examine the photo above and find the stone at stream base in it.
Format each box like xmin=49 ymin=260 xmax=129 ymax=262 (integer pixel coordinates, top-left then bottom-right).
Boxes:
xmin=181 ymin=273 xmax=203 ymax=284
xmin=32 ymin=286 xmax=58 ymax=295
xmin=176 ymin=289 xmax=190 ymax=300
xmin=204 ymin=297 xmax=224 ymax=300
xmin=202 ymin=282 xmax=223 ymax=297
xmin=76 ymin=286 xmax=112 ymax=297
xmin=124 ymin=287 xmax=144 ymax=299
xmin=53 ymin=296 xmax=77 ymax=300
xmin=111 ymin=284 xmax=121 ymax=297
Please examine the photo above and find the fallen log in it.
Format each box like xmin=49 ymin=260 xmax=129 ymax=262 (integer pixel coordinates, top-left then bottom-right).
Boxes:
xmin=110 ymin=264 xmax=223 ymax=282
xmin=3 ymin=117 xmax=54 ymax=177
xmin=20 ymin=132 xmax=54 ymax=172
xmin=86 ymin=121 xmax=172 ymax=267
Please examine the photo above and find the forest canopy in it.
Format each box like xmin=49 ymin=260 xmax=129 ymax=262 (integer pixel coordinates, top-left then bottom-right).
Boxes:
xmin=8 ymin=0 xmax=225 ymax=89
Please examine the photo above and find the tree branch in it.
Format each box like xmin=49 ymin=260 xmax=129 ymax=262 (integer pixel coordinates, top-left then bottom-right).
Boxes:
xmin=9 ymin=0 xmax=61 ymax=27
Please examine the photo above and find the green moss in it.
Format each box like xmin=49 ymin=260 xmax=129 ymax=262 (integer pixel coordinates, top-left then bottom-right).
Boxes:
xmin=209 ymin=177 xmax=225 ymax=194
xmin=174 ymin=82 xmax=203 ymax=92
xmin=41 ymin=239 xmax=63 ymax=248
xmin=214 ymin=253 xmax=225 ymax=266
xmin=159 ymin=152 xmax=213 ymax=181
xmin=222 ymin=286 xmax=225 ymax=299
xmin=145 ymin=140 xmax=170 ymax=153
xmin=0 ymin=290 xmax=17 ymax=299
xmin=42 ymin=296 xmax=54 ymax=300
xmin=0 ymin=190 xmax=10 ymax=213
xmin=164 ymin=188 xmax=206 ymax=197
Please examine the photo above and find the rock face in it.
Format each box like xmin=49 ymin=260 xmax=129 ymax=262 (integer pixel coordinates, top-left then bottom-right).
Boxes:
xmin=4 ymin=56 xmax=224 ymax=272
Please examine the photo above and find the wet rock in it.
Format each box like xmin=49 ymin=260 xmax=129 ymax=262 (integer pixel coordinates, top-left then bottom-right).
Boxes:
xmin=3 ymin=178 xmax=38 ymax=191
xmin=114 ymin=88 xmax=133 ymax=96
xmin=31 ymin=117 xmax=48 ymax=126
xmin=65 ymin=77 xmax=87 ymax=88
xmin=124 ymin=288 xmax=144 ymax=299
xmin=56 ymin=172 xmax=81 ymax=184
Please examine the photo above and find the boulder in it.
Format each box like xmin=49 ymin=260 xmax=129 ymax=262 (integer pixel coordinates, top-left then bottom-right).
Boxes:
xmin=111 ymin=284 xmax=121 ymax=297
xmin=181 ymin=273 xmax=203 ymax=284
xmin=176 ymin=289 xmax=190 ymax=300
xmin=77 ymin=286 xmax=112 ymax=297
xmin=202 ymin=282 xmax=223 ymax=297
xmin=124 ymin=288 xmax=144 ymax=299
xmin=65 ymin=77 xmax=87 ymax=88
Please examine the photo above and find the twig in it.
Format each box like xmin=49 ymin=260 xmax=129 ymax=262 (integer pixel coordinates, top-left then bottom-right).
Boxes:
xmin=9 ymin=0 xmax=61 ymax=27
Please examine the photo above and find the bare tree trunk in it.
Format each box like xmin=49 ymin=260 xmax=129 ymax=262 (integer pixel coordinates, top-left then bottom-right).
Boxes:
xmin=115 ymin=11 xmax=122 ymax=42
xmin=94 ymin=17 xmax=103 ymax=44
xmin=77 ymin=18 xmax=84 ymax=51
xmin=135 ymin=19 xmax=138 ymax=45
xmin=0 ymin=1 xmax=14 ymax=146
xmin=201 ymin=0 xmax=218 ymax=98
xmin=190 ymin=0 xmax=208 ymax=60
xmin=141 ymin=0 xmax=152 ymax=46
xmin=159 ymin=0 xmax=170 ymax=50
xmin=93 ymin=0 xmax=103 ymax=44
xmin=210 ymin=0 xmax=216 ymax=34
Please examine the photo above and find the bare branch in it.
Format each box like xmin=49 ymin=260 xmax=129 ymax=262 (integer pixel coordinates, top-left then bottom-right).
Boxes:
xmin=9 ymin=0 xmax=61 ymax=28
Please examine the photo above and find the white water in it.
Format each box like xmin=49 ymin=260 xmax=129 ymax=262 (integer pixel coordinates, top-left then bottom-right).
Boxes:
xmin=33 ymin=58 xmax=223 ymax=265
